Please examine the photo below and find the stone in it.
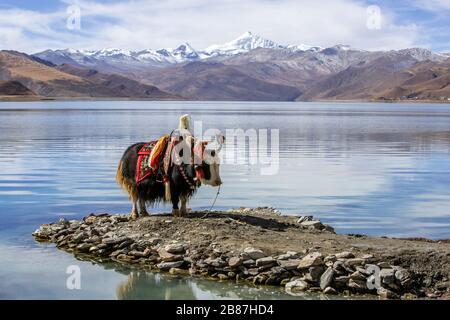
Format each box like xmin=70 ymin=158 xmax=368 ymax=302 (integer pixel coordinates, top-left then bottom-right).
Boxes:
xmin=323 ymin=286 xmax=338 ymax=295
xmin=165 ymin=242 xmax=186 ymax=254
xmin=157 ymin=248 xmax=184 ymax=262
xmin=377 ymin=287 xmax=399 ymax=299
xmin=309 ymin=266 xmax=326 ymax=282
xmin=243 ymin=247 xmax=265 ymax=260
xmin=157 ymin=261 xmax=184 ymax=270
xmin=350 ymin=271 xmax=367 ymax=281
xmin=348 ymin=279 xmax=367 ymax=291
xmin=243 ymin=259 xmax=256 ymax=268
xmin=102 ymin=237 xmax=129 ymax=245
xmin=300 ymin=220 xmax=324 ymax=229
xmin=395 ymin=268 xmax=412 ymax=287
xmin=285 ymin=280 xmax=309 ymax=293
xmin=380 ymin=268 xmax=395 ymax=285
xmin=335 ymin=251 xmax=355 ymax=259
xmin=377 ymin=261 xmax=391 ymax=268
xmin=297 ymin=252 xmax=323 ymax=269
xmin=278 ymin=259 xmax=301 ymax=270
xmin=76 ymin=243 xmax=91 ymax=252
xmin=297 ymin=216 xmax=313 ymax=224
xmin=320 ymin=267 xmax=335 ymax=290
xmin=333 ymin=276 xmax=350 ymax=289
xmin=228 ymin=257 xmax=243 ymax=268
xmin=324 ymin=255 xmax=337 ymax=263
xmin=360 ymin=254 xmax=375 ymax=262
xmin=256 ymin=256 xmax=276 ymax=267
xmin=217 ymin=274 xmax=229 ymax=281
xmin=128 ymin=250 xmax=149 ymax=258
xmin=169 ymin=268 xmax=187 ymax=275
xmin=248 ymin=268 xmax=259 ymax=276
xmin=204 ymin=257 xmax=226 ymax=268
xmin=345 ymin=258 xmax=365 ymax=267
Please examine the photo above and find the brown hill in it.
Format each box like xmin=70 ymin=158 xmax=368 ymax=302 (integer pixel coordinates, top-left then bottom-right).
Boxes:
xmin=0 ymin=51 xmax=178 ymax=99
xmin=142 ymin=61 xmax=301 ymax=101
xmin=0 ymin=80 xmax=34 ymax=96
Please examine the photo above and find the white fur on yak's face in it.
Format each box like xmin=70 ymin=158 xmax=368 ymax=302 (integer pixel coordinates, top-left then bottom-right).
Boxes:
xmin=198 ymin=140 xmax=222 ymax=187
xmin=202 ymin=162 xmax=222 ymax=187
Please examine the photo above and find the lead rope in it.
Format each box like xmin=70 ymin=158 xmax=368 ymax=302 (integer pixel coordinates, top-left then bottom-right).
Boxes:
xmin=201 ymin=184 xmax=221 ymax=219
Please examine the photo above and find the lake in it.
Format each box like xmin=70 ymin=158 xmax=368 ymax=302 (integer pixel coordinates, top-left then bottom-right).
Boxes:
xmin=0 ymin=101 xmax=449 ymax=299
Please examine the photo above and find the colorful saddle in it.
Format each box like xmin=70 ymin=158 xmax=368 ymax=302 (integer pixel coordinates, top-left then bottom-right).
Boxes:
xmin=136 ymin=135 xmax=169 ymax=184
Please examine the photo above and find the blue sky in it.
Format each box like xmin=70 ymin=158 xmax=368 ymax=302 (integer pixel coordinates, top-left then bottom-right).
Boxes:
xmin=0 ymin=0 xmax=449 ymax=53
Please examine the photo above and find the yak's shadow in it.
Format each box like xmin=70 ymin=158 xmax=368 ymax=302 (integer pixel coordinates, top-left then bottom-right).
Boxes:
xmin=153 ymin=211 xmax=295 ymax=231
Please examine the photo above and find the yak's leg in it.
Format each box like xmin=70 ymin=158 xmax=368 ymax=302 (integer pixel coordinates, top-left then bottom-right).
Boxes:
xmin=180 ymin=195 xmax=188 ymax=217
xmin=130 ymin=192 xmax=139 ymax=220
xmin=139 ymin=198 xmax=149 ymax=217
xmin=171 ymin=192 xmax=180 ymax=217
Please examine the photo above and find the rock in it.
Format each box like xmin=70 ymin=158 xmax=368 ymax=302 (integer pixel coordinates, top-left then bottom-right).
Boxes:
xmin=248 ymin=268 xmax=259 ymax=276
xmin=380 ymin=268 xmax=395 ymax=285
xmin=102 ymin=237 xmax=129 ymax=245
xmin=297 ymin=252 xmax=323 ymax=269
xmin=300 ymin=220 xmax=324 ymax=230
xmin=323 ymin=286 xmax=338 ymax=295
xmin=360 ymin=254 xmax=375 ymax=262
xmin=309 ymin=266 xmax=325 ymax=282
xmin=243 ymin=247 xmax=265 ymax=260
xmin=278 ymin=259 xmax=301 ymax=270
xmin=334 ymin=276 xmax=350 ymax=289
xmin=157 ymin=248 xmax=184 ymax=262
xmin=228 ymin=257 xmax=243 ymax=268
xmin=128 ymin=250 xmax=149 ymax=258
xmin=345 ymin=258 xmax=365 ymax=267
xmin=157 ymin=261 xmax=184 ymax=270
xmin=73 ymin=232 xmax=87 ymax=243
xmin=297 ymin=216 xmax=313 ymax=224
xmin=350 ymin=271 xmax=367 ymax=282
xmin=324 ymin=255 xmax=337 ymax=263
xmin=285 ymin=280 xmax=309 ymax=293
xmin=165 ymin=242 xmax=186 ymax=254
xmin=377 ymin=261 xmax=391 ymax=268
xmin=277 ymin=251 xmax=299 ymax=260
xmin=243 ymin=259 xmax=256 ymax=268
xmin=335 ymin=251 xmax=355 ymax=259
xmin=217 ymin=274 xmax=228 ymax=281
xmin=76 ymin=243 xmax=91 ymax=252
xmin=395 ymin=268 xmax=412 ymax=287
xmin=348 ymin=279 xmax=367 ymax=292
xmin=204 ymin=257 xmax=226 ymax=268
xmin=320 ymin=267 xmax=335 ymax=290
xmin=256 ymin=256 xmax=276 ymax=267
xmin=148 ymin=238 xmax=162 ymax=246
xmin=169 ymin=268 xmax=187 ymax=275
xmin=377 ymin=287 xmax=399 ymax=299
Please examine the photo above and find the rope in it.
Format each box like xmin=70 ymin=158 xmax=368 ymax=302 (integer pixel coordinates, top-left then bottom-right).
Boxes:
xmin=201 ymin=184 xmax=221 ymax=219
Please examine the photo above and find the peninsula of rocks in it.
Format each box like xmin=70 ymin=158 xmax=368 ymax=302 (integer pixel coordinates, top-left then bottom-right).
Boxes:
xmin=32 ymin=207 xmax=450 ymax=299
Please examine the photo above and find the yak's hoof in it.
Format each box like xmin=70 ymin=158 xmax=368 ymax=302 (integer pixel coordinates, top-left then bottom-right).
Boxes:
xmin=140 ymin=211 xmax=150 ymax=218
xmin=130 ymin=212 xmax=139 ymax=220
xmin=172 ymin=209 xmax=181 ymax=217
xmin=180 ymin=209 xmax=188 ymax=217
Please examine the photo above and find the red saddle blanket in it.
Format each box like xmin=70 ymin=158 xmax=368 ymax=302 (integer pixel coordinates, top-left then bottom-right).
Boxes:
xmin=136 ymin=141 xmax=160 ymax=184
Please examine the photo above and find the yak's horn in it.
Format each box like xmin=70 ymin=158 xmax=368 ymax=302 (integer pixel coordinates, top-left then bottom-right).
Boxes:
xmin=179 ymin=114 xmax=191 ymax=131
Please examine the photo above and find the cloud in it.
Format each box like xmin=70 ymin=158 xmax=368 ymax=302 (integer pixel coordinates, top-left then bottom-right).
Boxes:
xmin=0 ymin=0 xmax=430 ymax=52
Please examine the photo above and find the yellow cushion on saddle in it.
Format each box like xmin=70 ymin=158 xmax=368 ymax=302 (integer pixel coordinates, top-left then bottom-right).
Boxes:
xmin=149 ymin=134 xmax=169 ymax=170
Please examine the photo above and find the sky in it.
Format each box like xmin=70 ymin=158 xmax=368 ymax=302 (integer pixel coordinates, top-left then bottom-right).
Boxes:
xmin=0 ymin=0 xmax=449 ymax=53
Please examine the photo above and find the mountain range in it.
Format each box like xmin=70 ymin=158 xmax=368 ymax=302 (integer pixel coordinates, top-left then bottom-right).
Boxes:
xmin=1 ymin=32 xmax=449 ymax=102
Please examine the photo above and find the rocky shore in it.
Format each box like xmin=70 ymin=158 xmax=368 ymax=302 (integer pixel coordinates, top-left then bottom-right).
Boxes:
xmin=32 ymin=207 xmax=450 ymax=299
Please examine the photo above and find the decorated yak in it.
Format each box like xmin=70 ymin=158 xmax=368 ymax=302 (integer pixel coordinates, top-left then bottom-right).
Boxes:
xmin=116 ymin=115 xmax=223 ymax=219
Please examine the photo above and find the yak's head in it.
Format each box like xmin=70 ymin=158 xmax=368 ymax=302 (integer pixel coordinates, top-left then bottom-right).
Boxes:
xmin=173 ymin=134 xmax=224 ymax=187
xmin=192 ymin=134 xmax=224 ymax=187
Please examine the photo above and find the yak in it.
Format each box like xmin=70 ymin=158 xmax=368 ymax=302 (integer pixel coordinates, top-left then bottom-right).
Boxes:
xmin=116 ymin=118 xmax=222 ymax=219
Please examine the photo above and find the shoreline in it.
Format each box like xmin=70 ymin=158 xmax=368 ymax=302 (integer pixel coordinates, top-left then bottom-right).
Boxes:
xmin=32 ymin=207 xmax=450 ymax=299
xmin=1 ymin=96 xmax=450 ymax=104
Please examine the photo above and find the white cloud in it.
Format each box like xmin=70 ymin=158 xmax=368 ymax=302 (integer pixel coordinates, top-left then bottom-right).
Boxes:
xmin=0 ymin=0 xmax=424 ymax=52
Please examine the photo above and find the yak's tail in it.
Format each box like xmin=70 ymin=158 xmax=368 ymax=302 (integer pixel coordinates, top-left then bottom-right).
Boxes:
xmin=116 ymin=160 xmax=136 ymax=200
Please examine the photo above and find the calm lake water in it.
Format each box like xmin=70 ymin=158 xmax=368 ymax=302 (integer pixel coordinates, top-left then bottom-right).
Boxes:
xmin=0 ymin=101 xmax=449 ymax=299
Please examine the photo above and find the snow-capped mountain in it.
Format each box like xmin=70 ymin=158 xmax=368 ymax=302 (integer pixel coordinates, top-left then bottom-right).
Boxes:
xmin=34 ymin=32 xmax=315 ymax=68
xmin=33 ymin=31 xmax=449 ymax=73
xmin=204 ymin=31 xmax=285 ymax=56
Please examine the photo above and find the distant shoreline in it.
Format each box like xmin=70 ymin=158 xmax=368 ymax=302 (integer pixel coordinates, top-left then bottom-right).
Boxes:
xmin=1 ymin=96 xmax=450 ymax=104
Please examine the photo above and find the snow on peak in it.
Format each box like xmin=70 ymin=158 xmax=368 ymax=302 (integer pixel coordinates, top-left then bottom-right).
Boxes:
xmin=204 ymin=32 xmax=285 ymax=56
